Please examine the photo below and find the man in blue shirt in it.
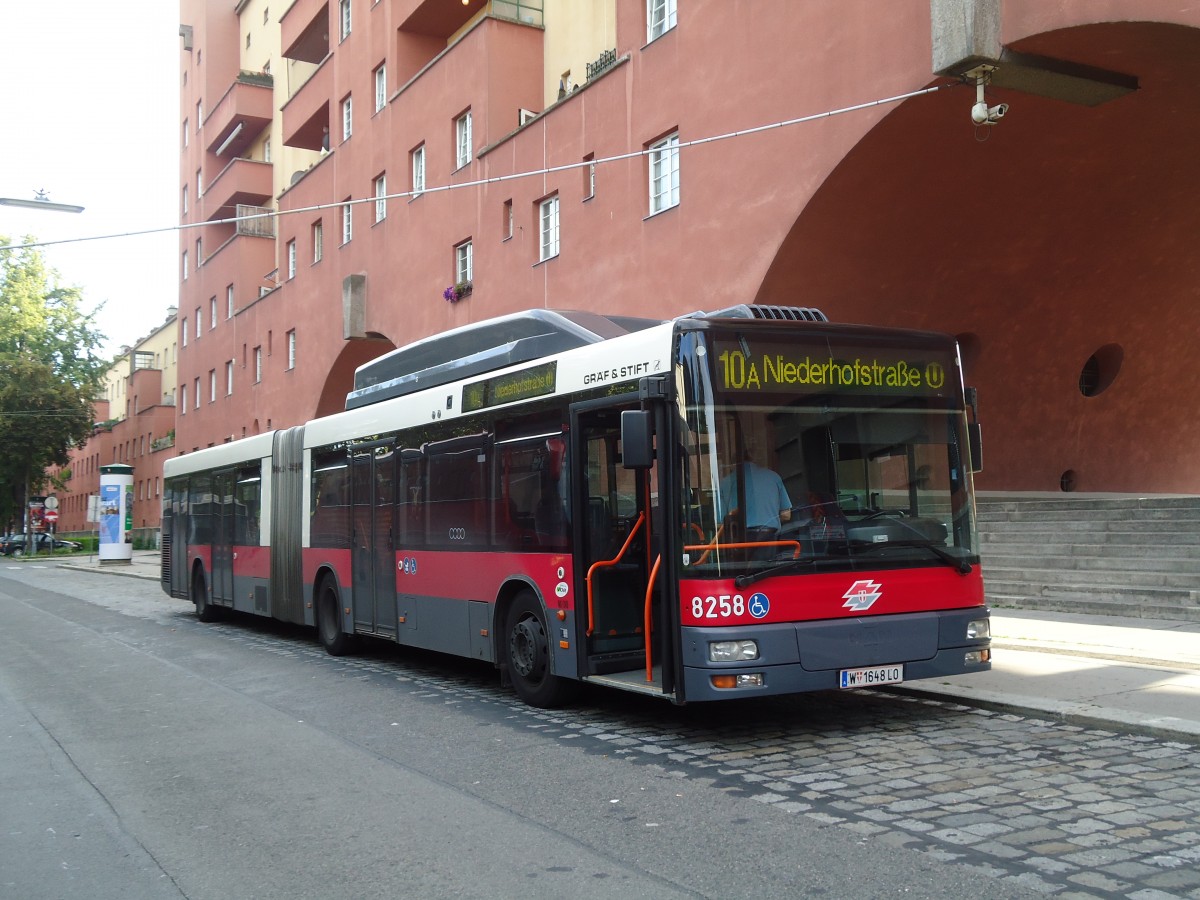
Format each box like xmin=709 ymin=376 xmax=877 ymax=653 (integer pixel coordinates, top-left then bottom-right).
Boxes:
xmin=719 ymin=456 xmax=793 ymax=548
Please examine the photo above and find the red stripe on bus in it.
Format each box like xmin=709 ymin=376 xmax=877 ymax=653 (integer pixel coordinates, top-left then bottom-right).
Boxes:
xmin=392 ymin=549 xmax=575 ymax=608
xmin=679 ymin=566 xmax=984 ymax=627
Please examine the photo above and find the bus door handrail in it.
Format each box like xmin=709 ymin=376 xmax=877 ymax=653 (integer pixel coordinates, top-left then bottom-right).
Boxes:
xmin=585 ymin=511 xmax=645 ymax=637
xmin=644 ymin=554 xmax=662 ymax=682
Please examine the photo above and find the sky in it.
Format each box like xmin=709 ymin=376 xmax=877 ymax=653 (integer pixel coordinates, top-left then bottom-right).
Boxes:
xmin=0 ymin=2 xmax=180 ymax=357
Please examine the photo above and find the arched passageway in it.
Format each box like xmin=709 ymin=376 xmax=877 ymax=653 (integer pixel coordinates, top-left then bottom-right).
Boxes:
xmin=760 ymin=21 xmax=1200 ymax=494
xmin=314 ymin=338 xmax=397 ymax=419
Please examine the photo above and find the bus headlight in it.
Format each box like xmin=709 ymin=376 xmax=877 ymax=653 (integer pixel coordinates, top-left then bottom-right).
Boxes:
xmin=966 ymin=618 xmax=990 ymax=640
xmin=709 ymin=640 xmax=759 ymax=662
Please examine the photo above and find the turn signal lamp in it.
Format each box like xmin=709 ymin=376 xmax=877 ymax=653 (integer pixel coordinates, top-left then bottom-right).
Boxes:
xmin=711 ymin=673 xmax=765 ymax=689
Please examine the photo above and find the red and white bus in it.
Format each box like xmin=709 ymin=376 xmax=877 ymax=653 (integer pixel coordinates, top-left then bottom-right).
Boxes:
xmin=161 ymin=305 xmax=991 ymax=706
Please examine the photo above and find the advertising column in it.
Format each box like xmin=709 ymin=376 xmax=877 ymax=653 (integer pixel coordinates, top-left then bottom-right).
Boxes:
xmin=99 ymin=464 xmax=134 ymax=564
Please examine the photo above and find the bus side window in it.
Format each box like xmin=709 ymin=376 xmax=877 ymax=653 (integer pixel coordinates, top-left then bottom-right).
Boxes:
xmin=398 ymin=449 xmax=424 ymax=547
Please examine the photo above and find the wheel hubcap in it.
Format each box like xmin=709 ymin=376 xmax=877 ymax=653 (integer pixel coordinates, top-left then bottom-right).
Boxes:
xmin=510 ymin=616 xmax=543 ymax=679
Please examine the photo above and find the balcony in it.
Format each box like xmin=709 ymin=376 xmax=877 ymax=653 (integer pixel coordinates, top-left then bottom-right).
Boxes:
xmin=397 ymin=0 xmax=540 ymax=38
xmin=282 ymin=0 xmax=330 ymax=64
xmin=202 ymin=158 xmax=273 ymax=222
xmin=281 ymin=55 xmax=332 ymax=151
xmin=206 ymin=72 xmax=274 ymax=158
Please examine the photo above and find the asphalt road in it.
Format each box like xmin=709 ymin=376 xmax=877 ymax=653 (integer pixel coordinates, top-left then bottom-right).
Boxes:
xmin=1 ymin=565 xmax=1197 ymax=899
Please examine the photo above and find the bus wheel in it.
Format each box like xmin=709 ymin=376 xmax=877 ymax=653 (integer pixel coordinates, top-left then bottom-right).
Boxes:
xmin=193 ymin=569 xmax=220 ymax=623
xmin=504 ymin=591 xmax=575 ymax=708
xmin=317 ymin=579 xmax=353 ymax=656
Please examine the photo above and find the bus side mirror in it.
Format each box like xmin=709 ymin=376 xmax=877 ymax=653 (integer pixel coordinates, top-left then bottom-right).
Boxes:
xmin=968 ymin=423 xmax=983 ymax=474
xmin=621 ymin=410 xmax=654 ymax=469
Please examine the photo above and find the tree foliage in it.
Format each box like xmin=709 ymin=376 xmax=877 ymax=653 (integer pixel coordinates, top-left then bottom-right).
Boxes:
xmin=0 ymin=236 xmax=108 ymax=527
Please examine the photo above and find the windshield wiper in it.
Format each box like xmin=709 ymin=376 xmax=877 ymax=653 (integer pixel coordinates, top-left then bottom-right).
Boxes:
xmin=733 ymin=556 xmax=815 ymax=589
xmin=848 ymin=538 xmax=973 ymax=575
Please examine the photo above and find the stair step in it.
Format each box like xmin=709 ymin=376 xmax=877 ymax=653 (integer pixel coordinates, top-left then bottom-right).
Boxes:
xmin=976 ymin=495 xmax=1200 ymax=622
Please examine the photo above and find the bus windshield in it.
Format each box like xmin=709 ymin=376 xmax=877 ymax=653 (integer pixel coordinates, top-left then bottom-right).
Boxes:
xmin=676 ymin=327 xmax=978 ymax=579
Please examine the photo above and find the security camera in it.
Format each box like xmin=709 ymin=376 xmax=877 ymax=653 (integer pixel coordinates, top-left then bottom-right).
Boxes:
xmin=971 ymin=101 xmax=1009 ymax=125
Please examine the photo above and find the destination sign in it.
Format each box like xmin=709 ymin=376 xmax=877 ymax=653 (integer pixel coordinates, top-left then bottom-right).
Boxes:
xmin=712 ymin=341 xmax=955 ymax=397
xmin=462 ymin=361 xmax=557 ymax=412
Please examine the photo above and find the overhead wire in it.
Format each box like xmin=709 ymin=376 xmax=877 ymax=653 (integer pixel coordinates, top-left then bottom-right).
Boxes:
xmin=3 ymin=82 xmax=954 ymax=253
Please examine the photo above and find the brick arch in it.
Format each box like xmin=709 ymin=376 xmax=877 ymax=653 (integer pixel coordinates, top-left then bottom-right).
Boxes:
xmin=313 ymin=338 xmax=397 ymax=419
xmin=759 ymin=19 xmax=1200 ymax=494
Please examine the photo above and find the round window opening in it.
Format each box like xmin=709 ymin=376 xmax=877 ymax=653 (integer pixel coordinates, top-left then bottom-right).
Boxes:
xmin=1079 ymin=343 xmax=1123 ymax=397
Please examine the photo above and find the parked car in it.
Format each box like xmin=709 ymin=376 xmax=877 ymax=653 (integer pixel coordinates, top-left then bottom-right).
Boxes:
xmin=0 ymin=533 xmax=82 ymax=557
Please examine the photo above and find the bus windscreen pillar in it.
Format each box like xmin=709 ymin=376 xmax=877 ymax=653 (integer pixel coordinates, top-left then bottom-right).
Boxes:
xmin=99 ymin=464 xmax=134 ymax=564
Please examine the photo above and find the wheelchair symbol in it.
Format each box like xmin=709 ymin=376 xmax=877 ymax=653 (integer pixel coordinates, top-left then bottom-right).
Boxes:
xmin=748 ymin=592 xmax=770 ymax=619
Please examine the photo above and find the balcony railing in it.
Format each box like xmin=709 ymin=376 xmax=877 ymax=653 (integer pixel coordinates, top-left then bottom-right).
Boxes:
xmin=236 ymin=204 xmax=276 ymax=238
xmin=587 ymin=48 xmax=617 ymax=82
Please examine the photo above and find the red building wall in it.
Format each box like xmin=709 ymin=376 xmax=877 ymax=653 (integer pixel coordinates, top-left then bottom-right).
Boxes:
xmin=174 ymin=0 xmax=1200 ymax=495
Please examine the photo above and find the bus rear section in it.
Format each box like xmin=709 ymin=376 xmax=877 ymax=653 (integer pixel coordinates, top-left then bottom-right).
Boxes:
xmin=663 ymin=318 xmax=991 ymax=700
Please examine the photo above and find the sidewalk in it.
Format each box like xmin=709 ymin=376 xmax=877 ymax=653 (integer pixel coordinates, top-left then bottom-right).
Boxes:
xmin=895 ymin=609 xmax=1200 ymax=742
xmin=61 ymin=553 xmax=1200 ymax=742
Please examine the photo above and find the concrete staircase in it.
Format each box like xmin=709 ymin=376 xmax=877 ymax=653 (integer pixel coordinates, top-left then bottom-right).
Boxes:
xmin=976 ymin=496 xmax=1200 ymax=622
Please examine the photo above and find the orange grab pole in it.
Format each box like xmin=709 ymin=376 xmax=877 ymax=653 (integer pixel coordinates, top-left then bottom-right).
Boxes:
xmin=644 ymin=554 xmax=662 ymax=682
xmin=585 ymin=512 xmax=645 ymax=637
xmin=684 ymin=540 xmax=802 ymax=562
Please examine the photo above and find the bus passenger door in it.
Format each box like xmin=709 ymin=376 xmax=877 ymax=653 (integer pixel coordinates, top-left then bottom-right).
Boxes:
xmin=572 ymin=403 xmax=655 ymax=679
xmin=351 ymin=444 xmax=397 ymax=639
xmin=212 ymin=471 xmax=236 ymax=605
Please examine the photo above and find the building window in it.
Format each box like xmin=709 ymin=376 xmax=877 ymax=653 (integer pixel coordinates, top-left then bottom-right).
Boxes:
xmin=287 ymin=239 xmax=297 ymax=278
xmin=312 ymin=220 xmax=323 ymax=262
xmin=196 ymin=237 xmax=203 ymax=267
xmin=374 ymin=174 xmax=387 ymax=222
xmin=254 ymin=346 xmax=263 ymax=383
xmin=194 ymin=378 xmax=201 ymax=409
xmin=503 ymin=199 xmax=513 ymax=240
xmin=649 ymin=132 xmax=680 ymax=214
xmin=182 ymin=251 xmax=188 ymax=281
xmin=287 ymin=330 xmax=296 ymax=370
xmin=583 ymin=153 xmax=596 ymax=200
xmin=182 ymin=318 xmax=188 ymax=347
xmin=182 ymin=184 xmax=188 ymax=214
xmin=196 ymin=307 xmax=203 ymax=338
xmin=181 ymin=383 xmax=187 ymax=413
xmin=374 ymin=63 xmax=387 ymax=113
xmin=341 ymin=201 xmax=352 ymax=244
xmin=209 ymin=296 xmax=217 ymax=329
xmin=456 ymin=239 xmax=473 ymax=284
xmin=455 ymin=110 xmax=472 ymax=169
xmin=209 ymin=369 xmax=217 ymax=402
xmin=196 ymin=100 xmax=203 ymax=130
xmin=411 ymin=145 xmax=425 ymax=197
xmin=647 ymin=0 xmax=677 ymax=42
xmin=226 ymin=284 xmax=235 ymax=318
xmin=264 ymin=137 xmax=272 ymax=162
xmin=246 ymin=32 xmax=251 ymax=48
xmin=197 ymin=168 xmax=203 ymax=198
xmin=339 ymin=0 xmax=351 ymax=40
xmin=539 ymin=195 xmax=560 ymax=261
xmin=182 ymin=118 xmax=188 ymax=147
xmin=341 ymin=95 xmax=353 ymax=141
xmin=226 ymin=360 xmax=234 ymax=395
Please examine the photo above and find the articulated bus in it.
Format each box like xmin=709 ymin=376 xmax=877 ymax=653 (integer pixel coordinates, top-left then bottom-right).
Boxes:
xmin=161 ymin=305 xmax=991 ymax=707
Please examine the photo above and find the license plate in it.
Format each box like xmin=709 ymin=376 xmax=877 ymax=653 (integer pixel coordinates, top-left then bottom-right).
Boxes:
xmin=839 ymin=664 xmax=903 ymax=689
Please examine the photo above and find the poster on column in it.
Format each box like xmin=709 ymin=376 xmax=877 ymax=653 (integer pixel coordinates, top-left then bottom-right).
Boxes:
xmin=100 ymin=483 xmax=121 ymax=545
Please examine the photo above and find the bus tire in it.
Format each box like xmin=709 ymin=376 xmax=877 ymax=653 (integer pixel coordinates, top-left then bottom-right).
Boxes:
xmin=504 ymin=590 xmax=575 ymax=708
xmin=193 ymin=568 xmax=220 ymax=623
xmin=317 ymin=578 xmax=353 ymax=656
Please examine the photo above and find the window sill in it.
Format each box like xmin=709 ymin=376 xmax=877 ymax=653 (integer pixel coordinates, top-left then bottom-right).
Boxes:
xmin=643 ymin=202 xmax=679 ymax=222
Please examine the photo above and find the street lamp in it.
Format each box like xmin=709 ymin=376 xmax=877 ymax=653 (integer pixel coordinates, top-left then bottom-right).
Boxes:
xmin=0 ymin=189 xmax=84 ymax=214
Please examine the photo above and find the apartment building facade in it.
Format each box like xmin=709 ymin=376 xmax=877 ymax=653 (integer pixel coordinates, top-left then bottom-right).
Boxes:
xmin=175 ymin=0 xmax=1200 ymax=494
xmin=53 ymin=309 xmax=179 ymax=537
